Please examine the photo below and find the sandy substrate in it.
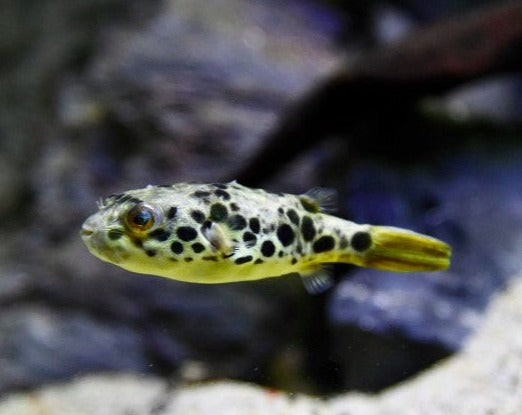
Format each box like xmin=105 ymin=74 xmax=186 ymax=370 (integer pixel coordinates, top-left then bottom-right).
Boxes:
xmin=1 ymin=273 xmax=521 ymax=415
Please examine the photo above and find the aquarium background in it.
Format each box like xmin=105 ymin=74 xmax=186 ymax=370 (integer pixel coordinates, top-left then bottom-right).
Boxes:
xmin=1 ymin=0 xmax=521 ymax=398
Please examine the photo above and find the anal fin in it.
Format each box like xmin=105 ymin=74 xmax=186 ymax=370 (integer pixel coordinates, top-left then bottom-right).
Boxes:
xmin=300 ymin=266 xmax=334 ymax=294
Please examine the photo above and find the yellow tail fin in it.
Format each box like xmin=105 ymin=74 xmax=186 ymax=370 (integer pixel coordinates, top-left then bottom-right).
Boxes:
xmin=350 ymin=226 xmax=451 ymax=272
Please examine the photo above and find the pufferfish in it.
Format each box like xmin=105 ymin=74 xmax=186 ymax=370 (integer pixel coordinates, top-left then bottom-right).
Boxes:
xmin=80 ymin=182 xmax=451 ymax=293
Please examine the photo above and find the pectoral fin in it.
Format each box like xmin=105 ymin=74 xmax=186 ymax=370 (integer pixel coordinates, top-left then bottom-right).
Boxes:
xmin=202 ymin=222 xmax=236 ymax=257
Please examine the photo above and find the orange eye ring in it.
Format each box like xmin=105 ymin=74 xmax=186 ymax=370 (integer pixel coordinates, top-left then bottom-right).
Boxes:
xmin=125 ymin=204 xmax=158 ymax=233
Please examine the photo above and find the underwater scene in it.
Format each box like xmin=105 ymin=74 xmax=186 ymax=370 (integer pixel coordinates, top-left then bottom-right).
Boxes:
xmin=1 ymin=0 xmax=522 ymax=413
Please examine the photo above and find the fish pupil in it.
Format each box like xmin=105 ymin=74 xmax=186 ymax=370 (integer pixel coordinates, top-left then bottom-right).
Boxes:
xmin=134 ymin=211 xmax=151 ymax=225
xmin=126 ymin=205 xmax=156 ymax=231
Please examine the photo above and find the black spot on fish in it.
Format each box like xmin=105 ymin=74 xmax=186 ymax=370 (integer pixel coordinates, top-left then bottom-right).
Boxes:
xmin=108 ymin=229 xmax=124 ymax=240
xmin=249 ymin=218 xmax=260 ymax=234
xmin=278 ymin=251 xmax=284 ymax=257
xmin=301 ymin=216 xmax=316 ymax=241
xmin=170 ymin=241 xmax=184 ymax=254
xmin=243 ymin=231 xmax=257 ymax=246
xmin=254 ymin=258 xmax=264 ymax=264
xmin=133 ymin=238 xmax=143 ymax=248
xmin=277 ymin=224 xmax=295 ymax=246
xmin=278 ymin=207 xmax=284 ymax=214
xmin=235 ymin=255 xmax=253 ymax=264
xmin=291 ymin=258 xmax=297 ymax=265
xmin=169 ymin=258 xmax=179 ymax=262
xmin=339 ymin=236 xmax=349 ymax=249
xmin=313 ymin=236 xmax=335 ymax=253
xmin=212 ymin=183 xmax=228 ymax=189
xmin=230 ymin=203 xmax=240 ymax=212
xmin=192 ymin=190 xmax=211 ymax=198
xmin=191 ymin=242 xmax=205 ymax=253
xmin=214 ymin=189 xmax=231 ymax=200
xmin=351 ymin=231 xmax=372 ymax=252
xmin=210 ymin=203 xmax=228 ymax=222
xmin=203 ymin=255 xmax=218 ymax=261
xmin=261 ymin=240 xmax=275 ymax=257
xmin=176 ymin=226 xmax=198 ymax=241
xmin=184 ymin=257 xmax=193 ymax=262
xmin=167 ymin=206 xmax=178 ymax=220
xmin=286 ymin=209 xmax=300 ymax=226
xmin=146 ymin=249 xmax=156 ymax=257
xmin=227 ymin=214 xmax=247 ymax=230
xmin=190 ymin=210 xmax=205 ymax=224
xmin=148 ymin=229 xmax=171 ymax=242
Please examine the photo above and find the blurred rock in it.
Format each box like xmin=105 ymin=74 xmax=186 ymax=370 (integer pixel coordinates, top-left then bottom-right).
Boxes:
xmin=329 ymin=148 xmax=522 ymax=389
xmin=82 ymin=0 xmax=340 ymax=184
xmin=426 ymin=76 xmax=522 ymax=123
xmin=2 ymin=272 xmax=522 ymax=414
xmin=0 ymin=306 xmax=149 ymax=392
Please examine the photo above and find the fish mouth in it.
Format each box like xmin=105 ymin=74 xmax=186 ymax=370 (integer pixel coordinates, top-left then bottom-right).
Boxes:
xmin=355 ymin=226 xmax=451 ymax=272
xmin=80 ymin=227 xmax=128 ymax=264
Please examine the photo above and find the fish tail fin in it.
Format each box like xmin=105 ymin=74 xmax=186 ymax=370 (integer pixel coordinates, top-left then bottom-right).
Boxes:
xmin=342 ymin=226 xmax=451 ymax=272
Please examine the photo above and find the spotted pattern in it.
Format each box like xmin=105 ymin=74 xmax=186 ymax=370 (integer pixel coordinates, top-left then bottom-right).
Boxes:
xmin=148 ymin=229 xmax=171 ymax=242
xmin=167 ymin=206 xmax=178 ymax=220
xmin=351 ymin=231 xmax=372 ymax=252
xmin=243 ymin=231 xmax=257 ymax=246
xmin=235 ymin=255 xmax=253 ymax=264
xmin=227 ymin=214 xmax=247 ymax=230
xmin=192 ymin=242 xmax=205 ymax=253
xmin=276 ymin=224 xmax=295 ymax=247
xmin=190 ymin=210 xmax=205 ymax=224
xmin=313 ymin=236 xmax=335 ymax=253
xmin=176 ymin=226 xmax=198 ymax=242
xmin=261 ymin=240 xmax=275 ymax=257
xmin=88 ymin=183 xmax=382 ymax=284
xmin=192 ymin=190 xmax=211 ymax=198
xmin=108 ymin=229 xmax=124 ymax=240
xmin=210 ymin=203 xmax=228 ymax=222
xmin=203 ymin=255 xmax=218 ymax=261
xmin=301 ymin=216 xmax=316 ymax=241
xmin=249 ymin=218 xmax=260 ymax=234
xmin=170 ymin=241 xmax=184 ymax=254
xmin=286 ymin=209 xmax=299 ymax=226
xmin=214 ymin=189 xmax=231 ymax=200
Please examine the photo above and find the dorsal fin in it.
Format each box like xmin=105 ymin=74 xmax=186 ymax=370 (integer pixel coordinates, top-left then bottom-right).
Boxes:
xmin=299 ymin=187 xmax=338 ymax=213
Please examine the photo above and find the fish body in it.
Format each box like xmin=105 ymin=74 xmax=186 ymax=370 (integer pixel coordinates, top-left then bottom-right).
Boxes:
xmin=81 ymin=182 xmax=451 ymax=292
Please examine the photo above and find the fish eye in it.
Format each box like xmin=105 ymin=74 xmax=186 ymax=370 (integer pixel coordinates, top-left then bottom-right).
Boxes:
xmin=125 ymin=204 xmax=158 ymax=233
